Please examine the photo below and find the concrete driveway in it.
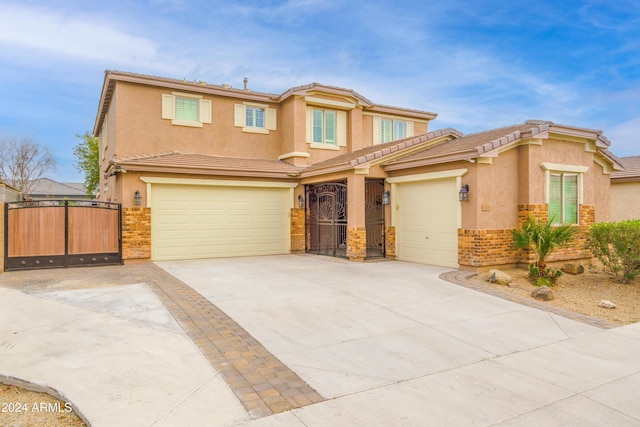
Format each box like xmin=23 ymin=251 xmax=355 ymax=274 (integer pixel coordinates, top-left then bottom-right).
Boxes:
xmin=158 ymin=255 xmax=640 ymax=426
xmin=0 ymin=255 xmax=638 ymax=426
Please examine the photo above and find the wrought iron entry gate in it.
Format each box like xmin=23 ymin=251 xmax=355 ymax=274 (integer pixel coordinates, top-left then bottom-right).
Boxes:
xmin=306 ymin=182 xmax=348 ymax=258
xmin=4 ymin=200 xmax=122 ymax=271
xmin=365 ymin=179 xmax=385 ymax=258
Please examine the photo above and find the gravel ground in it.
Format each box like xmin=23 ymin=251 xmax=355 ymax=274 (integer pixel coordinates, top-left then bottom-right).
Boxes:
xmin=472 ymin=265 xmax=640 ymax=325
xmin=0 ymin=384 xmax=86 ymax=427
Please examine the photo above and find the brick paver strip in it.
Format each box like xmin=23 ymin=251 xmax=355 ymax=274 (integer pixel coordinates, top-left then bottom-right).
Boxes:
xmin=0 ymin=264 xmax=324 ymax=419
xmin=440 ymin=270 xmax=619 ymax=329
xmin=141 ymin=264 xmax=324 ymax=418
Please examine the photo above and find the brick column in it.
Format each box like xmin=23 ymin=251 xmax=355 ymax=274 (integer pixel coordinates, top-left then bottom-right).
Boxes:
xmin=290 ymin=208 xmax=305 ymax=253
xmin=346 ymin=174 xmax=366 ymax=262
xmin=122 ymin=207 xmax=151 ymax=261
xmin=385 ymin=226 xmax=396 ymax=258
xmin=347 ymin=227 xmax=366 ymax=262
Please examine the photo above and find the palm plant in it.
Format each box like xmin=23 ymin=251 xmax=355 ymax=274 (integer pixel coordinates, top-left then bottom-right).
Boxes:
xmin=512 ymin=214 xmax=577 ymax=277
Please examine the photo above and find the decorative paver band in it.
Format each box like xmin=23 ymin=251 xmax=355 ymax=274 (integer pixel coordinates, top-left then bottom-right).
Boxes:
xmin=440 ymin=270 xmax=619 ymax=330
xmin=144 ymin=264 xmax=324 ymax=418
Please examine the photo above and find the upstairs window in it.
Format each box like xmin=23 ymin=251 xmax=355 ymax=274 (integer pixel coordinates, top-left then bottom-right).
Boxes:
xmin=306 ymin=107 xmax=347 ymax=148
xmin=373 ymin=117 xmax=414 ymax=144
xmin=313 ymin=108 xmax=336 ymax=144
xmin=246 ymin=106 xmax=265 ymax=128
xmin=234 ymin=103 xmax=276 ymax=134
xmin=162 ymin=93 xmax=211 ymax=127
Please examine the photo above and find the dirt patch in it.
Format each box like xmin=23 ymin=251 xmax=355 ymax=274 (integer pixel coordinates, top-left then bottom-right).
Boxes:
xmin=471 ymin=265 xmax=640 ymax=325
xmin=0 ymin=383 xmax=86 ymax=426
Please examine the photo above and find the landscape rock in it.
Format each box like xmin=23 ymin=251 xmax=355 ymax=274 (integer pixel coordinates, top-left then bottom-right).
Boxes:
xmin=599 ymin=299 xmax=616 ymax=309
xmin=531 ymin=286 xmax=555 ymax=301
xmin=487 ymin=269 xmax=512 ymax=286
xmin=562 ymin=263 xmax=585 ymax=275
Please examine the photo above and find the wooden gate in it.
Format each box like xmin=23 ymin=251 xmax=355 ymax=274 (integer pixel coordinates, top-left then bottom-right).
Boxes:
xmin=4 ymin=200 xmax=122 ymax=271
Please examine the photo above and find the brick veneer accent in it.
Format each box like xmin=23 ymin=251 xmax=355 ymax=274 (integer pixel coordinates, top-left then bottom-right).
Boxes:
xmin=385 ymin=226 xmax=396 ymax=258
xmin=347 ymin=227 xmax=366 ymax=262
xmin=459 ymin=204 xmax=595 ymax=268
xmin=458 ymin=229 xmax=516 ymax=267
xmin=122 ymin=207 xmax=151 ymax=260
xmin=290 ymin=208 xmax=305 ymax=253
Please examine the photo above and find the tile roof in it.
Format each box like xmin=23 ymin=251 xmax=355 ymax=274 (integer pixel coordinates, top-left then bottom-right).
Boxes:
xmin=383 ymin=120 xmax=623 ymax=170
xmin=29 ymin=178 xmax=88 ymax=196
xmin=115 ymin=151 xmax=302 ymax=177
xmin=384 ymin=121 xmax=547 ymax=168
xmin=95 ymin=71 xmax=438 ymax=135
xmin=301 ymin=128 xmax=462 ymax=176
xmin=612 ymin=156 xmax=640 ymax=181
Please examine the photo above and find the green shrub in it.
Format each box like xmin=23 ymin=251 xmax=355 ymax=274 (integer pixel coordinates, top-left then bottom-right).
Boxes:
xmin=535 ymin=277 xmax=552 ymax=287
xmin=513 ymin=214 xmax=578 ymax=276
xmin=586 ymin=220 xmax=640 ymax=284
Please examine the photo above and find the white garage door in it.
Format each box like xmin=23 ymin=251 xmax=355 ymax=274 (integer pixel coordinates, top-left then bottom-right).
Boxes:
xmin=151 ymin=184 xmax=291 ymax=261
xmin=395 ymin=178 xmax=459 ymax=268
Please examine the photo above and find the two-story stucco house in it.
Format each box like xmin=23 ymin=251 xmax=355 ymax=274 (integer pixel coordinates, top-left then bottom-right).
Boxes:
xmin=94 ymin=70 xmax=623 ymax=270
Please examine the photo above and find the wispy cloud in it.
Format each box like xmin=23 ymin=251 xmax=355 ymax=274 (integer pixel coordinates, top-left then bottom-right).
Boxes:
xmin=0 ymin=2 xmax=167 ymax=71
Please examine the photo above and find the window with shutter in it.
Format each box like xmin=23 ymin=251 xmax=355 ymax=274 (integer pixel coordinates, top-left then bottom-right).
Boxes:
xmin=308 ymin=107 xmax=343 ymax=147
xmin=234 ymin=103 xmax=276 ymax=134
xmin=162 ymin=93 xmax=211 ymax=127
xmin=374 ymin=116 xmax=412 ymax=144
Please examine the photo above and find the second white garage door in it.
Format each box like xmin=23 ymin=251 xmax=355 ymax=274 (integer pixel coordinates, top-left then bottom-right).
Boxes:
xmin=151 ymin=184 xmax=291 ymax=261
xmin=395 ymin=177 xmax=459 ymax=268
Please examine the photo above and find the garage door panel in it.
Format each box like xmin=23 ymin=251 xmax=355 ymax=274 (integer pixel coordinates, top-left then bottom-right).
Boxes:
xmin=151 ymin=184 xmax=290 ymax=261
xmin=396 ymin=178 xmax=459 ymax=268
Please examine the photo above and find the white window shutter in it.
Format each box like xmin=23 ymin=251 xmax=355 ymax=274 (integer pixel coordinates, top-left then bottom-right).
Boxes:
xmin=337 ymin=111 xmax=347 ymax=147
xmin=406 ymin=121 xmax=414 ymax=137
xmin=372 ymin=116 xmax=381 ymax=145
xmin=306 ymin=107 xmax=313 ymax=143
xmin=266 ymin=108 xmax=277 ymax=130
xmin=199 ymin=99 xmax=212 ymax=124
xmin=162 ymin=94 xmax=175 ymax=119
xmin=234 ymin=104 xmax=246 ymax=127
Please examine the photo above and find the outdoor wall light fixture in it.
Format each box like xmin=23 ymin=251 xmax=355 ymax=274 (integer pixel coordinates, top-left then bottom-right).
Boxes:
xmin=459 ymin=184 xmax=469 ymax=202
xmin=134 ymin=190 xmax=142 ymax=206
xmin=382 ymin=191 xmax=390 ymax=205
xmin=298 ymin=195 xmax=305 ymax=208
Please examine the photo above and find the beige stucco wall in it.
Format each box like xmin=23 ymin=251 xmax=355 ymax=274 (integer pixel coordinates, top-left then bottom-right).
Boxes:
xmin=114 ymin=82 xmax=282 ymax=160
xmin=610 ymin=181 xmax=640 ymax=221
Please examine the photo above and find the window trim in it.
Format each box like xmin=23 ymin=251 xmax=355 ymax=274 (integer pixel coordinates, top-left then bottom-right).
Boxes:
xmin=373 ymin=116 xmax=414 ymax=144
xmin=305 ymin=107 xmax=346 ymax=147
xmin=162 ymin=92 xmax=211 ymax=128
xmin=542 ymin=163 xmax=587 ymax=225
xmin=234 ymin=102 xmax=276 ymax=134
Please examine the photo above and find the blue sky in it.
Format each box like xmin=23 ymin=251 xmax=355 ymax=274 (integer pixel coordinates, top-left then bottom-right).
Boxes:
xmin=0 ymin=0 xmax=639 ymax=182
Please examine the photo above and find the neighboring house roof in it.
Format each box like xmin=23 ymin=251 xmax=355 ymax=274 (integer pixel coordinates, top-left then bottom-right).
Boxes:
xmin=94 ymin=70 xmax=437 ymax=136
xmin=611 ymin=156 xmax=640 ymax=182
xmin=114 ymin=151 xmax=302 ymax=179
xmin=301 ymin=128 xmax=462 ymax=177
xmin=29 ymin=178 xmax=90 ymax=198
xmin=383 ymin=120 xmax=624 ymax=172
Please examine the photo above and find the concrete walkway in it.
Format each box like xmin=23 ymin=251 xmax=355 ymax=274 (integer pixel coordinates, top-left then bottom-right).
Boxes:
xmin=0 ymin=255 xmax=638 ymax=426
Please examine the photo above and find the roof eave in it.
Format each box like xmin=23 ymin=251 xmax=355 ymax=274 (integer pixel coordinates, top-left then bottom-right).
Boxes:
xmin=114 ymin=162 xmax=300 ymax=179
